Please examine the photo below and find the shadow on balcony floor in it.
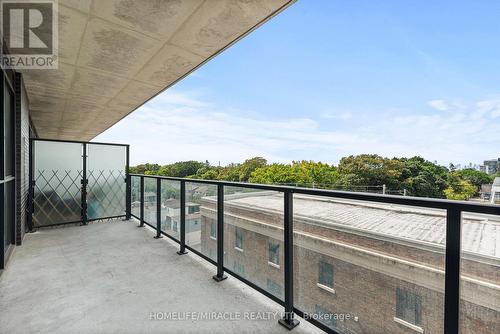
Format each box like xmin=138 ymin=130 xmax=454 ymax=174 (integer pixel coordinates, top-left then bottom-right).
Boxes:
xmin=0 ymin=220 xmax=321 ymax=334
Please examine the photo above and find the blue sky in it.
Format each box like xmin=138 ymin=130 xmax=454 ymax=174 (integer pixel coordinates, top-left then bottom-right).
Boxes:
xmin=95 ymin=0 xmax=500 ymax=166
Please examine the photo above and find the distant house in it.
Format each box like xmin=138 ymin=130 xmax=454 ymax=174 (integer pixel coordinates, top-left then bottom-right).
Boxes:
xmin=161 ymin=200 xmax=201 ymax=245
xmin=491 ymin=177 xmax=500 ymax=204
xmin=480 ymin=184 xmax=492 ymax=201
xmin=144 ymin=192 xmax=157 ymax=204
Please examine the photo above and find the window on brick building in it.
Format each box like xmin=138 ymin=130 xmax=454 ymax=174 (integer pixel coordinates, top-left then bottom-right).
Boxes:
xmin=210 ymin=221 xmax=216 ymax=239
xmin=233 ymin=261 xmax=245 ymax=276
xmin=173 ymin=221 xmax=178 ymax=232
xmin=318 ymin=261 xmax=334 ymax=288
xmin=188 ymin=204 xmax=199 ymax=214
xmin=267 ymin=279 xmax=282 ymax=297
xmin=235 ymin=227 xmax=244 ymax=250
xmin=268 ymin=239 xmax=280 ymax=266
xmin=164 ymin=216 xmax=172 ymax=230
xmin=396 ymin=288 xmax=422 ymax=327
xmin=315 ymin=305 xmax=337 ymax=329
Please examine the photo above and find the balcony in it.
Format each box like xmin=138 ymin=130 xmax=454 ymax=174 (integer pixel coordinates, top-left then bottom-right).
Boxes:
xmin=3 ymin=1 xmax=497 ymax=333
xmin=0 ymin=219 xmax=321 ymax=334
xmin=2 ymin=141 xmax=499 ymax=334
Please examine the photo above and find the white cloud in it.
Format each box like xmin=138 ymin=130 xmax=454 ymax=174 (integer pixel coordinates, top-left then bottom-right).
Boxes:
xmin=94 ymin=90 xmax=500 ymax=166
xmin=475 ymin=98 xmax=500 ymax=119
xmin=427 ymin=99 xmax=448 ymax=111
xmin=320 ymin=111 xmax=353 ymax=120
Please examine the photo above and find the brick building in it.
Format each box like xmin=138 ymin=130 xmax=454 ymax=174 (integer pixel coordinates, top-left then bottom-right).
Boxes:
xmin=200 ymin=191 xmax=499 ymax=334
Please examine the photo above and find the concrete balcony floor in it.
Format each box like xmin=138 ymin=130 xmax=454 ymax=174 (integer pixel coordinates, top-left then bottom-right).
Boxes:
xmin=0 ymin=220 xmax=321 ymax=334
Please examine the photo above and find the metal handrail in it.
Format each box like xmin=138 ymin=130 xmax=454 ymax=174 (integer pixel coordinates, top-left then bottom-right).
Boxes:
xmin=129 ymin=173 xmax=500 ymax=334
xmin=129 ymin=173 xmax=500 ymax=214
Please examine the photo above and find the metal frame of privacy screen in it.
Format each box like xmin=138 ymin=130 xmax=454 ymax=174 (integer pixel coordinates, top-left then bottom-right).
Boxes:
xmin=28 ymin=138 xmax=130 ymax=229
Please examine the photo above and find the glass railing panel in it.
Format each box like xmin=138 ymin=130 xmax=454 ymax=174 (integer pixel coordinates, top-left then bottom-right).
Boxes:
xmin=160 ymin=179 xmax=181 ymax=241
xmin=293 ymin=195 xmax=446 ymax=333
xmin=143 ymin=177 xmax=157 ymax=228
xmin=185 ymin=182 xmax=217 ymax=261
xmin=460 ymin=211 xmax=499 ymax=334
xmin=130 ymin=176 xmax=141 ymax=218
xmin=223 ymin=186 xmax=284 ymax=301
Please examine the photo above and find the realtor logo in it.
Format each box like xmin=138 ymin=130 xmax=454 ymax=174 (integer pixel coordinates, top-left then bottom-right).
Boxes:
xmin=1 ymin=0 xmax=58 ymax=69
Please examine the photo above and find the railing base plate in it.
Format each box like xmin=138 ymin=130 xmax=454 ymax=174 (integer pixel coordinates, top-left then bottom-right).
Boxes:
xmin=177 ymin=250 xmax=188 ymax=255
xmin=154 ymin=235 xmax=163 ymax=239
xmin=212 ymin=274 xmax=228 ymax=282
xmin=278 ymin=318 xmax=299 ymax=330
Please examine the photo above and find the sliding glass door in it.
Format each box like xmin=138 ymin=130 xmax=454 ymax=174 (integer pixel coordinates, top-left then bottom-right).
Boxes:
xmin=1 ymin=69 xmax=15 ymax=268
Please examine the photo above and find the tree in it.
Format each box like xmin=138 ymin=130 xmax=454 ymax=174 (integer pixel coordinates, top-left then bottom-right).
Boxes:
xmin=249 ymin=163 xmax=299 ymax=185
xmin=249 ymin=160 xmax=338 ymax=187
xmin=238 ymin=157 xmax=267 ymax=182
xmin=337 ymin=154 xmax=404 ymax=189
xmin=197 ymin=168 xmax=220 ymax=180
xmin=157 ymin=161 xmax=206 ymax=178
xmin=129 ymin=155 xmax=488 ymax=201
xmin=130 ymin=163 xmax=160 ymax=174
xmin=398 ymin=157 xmax=449 ymax=198
xmin=456 ymin=169 xmax=493 ymax=190
xmin=444 ymin=172 xmax=476 ymax=200
xmin=217 ymin=163 xmax=242 ymax=181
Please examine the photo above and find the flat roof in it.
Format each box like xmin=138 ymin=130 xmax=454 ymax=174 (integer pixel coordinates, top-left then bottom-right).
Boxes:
xmin=224 ymin=192 xmax=500 ymax=260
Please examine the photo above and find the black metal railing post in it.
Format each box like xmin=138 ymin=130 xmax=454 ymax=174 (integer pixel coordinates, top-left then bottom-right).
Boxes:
xmin=81 ymin=143 xmax=88 ymax=225
xmin=177 ymin=180 xmax=188 ymax=255
xmin=125 ymin=145 xmax=131 ymax=220
xmin=139 ymin=176 xmax=144 ymax=227
xmin=444 ymin=207 xmax=461 ymax=334
xmin=154 ymin=177 xmax=162 ymax=238
xmin=213 ymin=184 xmax=227 ymax=282
xmin=279 ymin=190 xmax=299 ymax=330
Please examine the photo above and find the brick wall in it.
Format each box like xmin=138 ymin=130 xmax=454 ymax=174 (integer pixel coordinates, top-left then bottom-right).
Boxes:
xmin=200 ymin=196 xmax=499 ymax=334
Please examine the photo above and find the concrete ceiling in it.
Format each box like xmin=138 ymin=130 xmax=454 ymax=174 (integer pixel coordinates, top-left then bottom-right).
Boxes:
xmin=22 ymin=0 xmax=294 ymax=140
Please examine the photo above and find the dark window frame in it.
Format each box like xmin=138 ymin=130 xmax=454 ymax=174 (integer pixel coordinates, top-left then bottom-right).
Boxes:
xmin=210 ymin=220 xmax=216 ymax=239
xmin=396 ymin=287 xmax=422 ymax=327
xmin=235 ymin=226 xmax=244 ymax=250
xmin=268 ymin=239 xmax=280 ymax=266
xmin=318 ymin=260 xmax=334 ymax=288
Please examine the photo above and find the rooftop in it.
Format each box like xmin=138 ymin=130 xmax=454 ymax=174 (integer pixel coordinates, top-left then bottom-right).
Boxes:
xmin=164 ymin=198 xmax=198 ymax=209
xmin=0 ymin=220 xmax=320 ymax=334
xmin=223 ymin=192 xmax=500 ymax=259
